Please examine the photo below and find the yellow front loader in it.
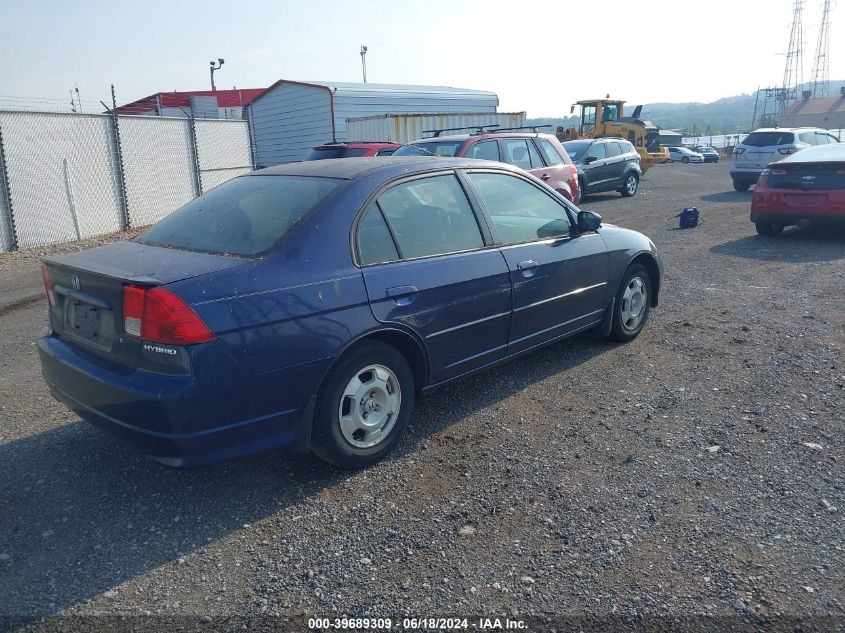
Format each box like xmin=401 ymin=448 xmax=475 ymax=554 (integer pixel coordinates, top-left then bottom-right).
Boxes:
xmin=557 ymin=98 xmax=669 ymax=174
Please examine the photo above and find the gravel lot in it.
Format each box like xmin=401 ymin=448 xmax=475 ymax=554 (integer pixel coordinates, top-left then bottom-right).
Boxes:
xmin=0 ymin=162 xmax=843 ymax=632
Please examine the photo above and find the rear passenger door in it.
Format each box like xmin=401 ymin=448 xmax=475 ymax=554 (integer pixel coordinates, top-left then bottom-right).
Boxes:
xmin=604 ymin=142 xmax=627 ymax=187
xmin=357 ymin=172 xmax=512 ymax=385
xmin=466 ymin=170 xmax=609 ymax=354
xmin=583 ymin=142 xmax=613 ymax=189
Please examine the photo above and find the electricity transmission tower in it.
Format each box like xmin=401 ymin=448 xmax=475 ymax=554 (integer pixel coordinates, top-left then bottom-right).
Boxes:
xmin=810 ymin=0 xmax=832 ymax=97
xmin=780 ymin=0 xmax=805 ymax=111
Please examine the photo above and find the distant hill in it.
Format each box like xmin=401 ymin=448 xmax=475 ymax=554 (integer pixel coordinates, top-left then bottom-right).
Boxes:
xmin=527 ymin=80 xmax=845 ymax=135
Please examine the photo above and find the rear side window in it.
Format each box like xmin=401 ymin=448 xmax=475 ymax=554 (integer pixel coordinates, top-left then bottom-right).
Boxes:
xmin=136 ymin=176 xmax=343 ymax=257
xmin=358 ymin=204 xmax=399 ymax=265
xmin=304 ymin=147 xmax=368 ymax=160
xmin=606 ymin=142 xmax=622 ymax=157
xmin=799 ymin=132 xmax=817 ymax=145
xmin=537 ymin=139 xmax=565 ymax=165
xmin=377 ymin=174 xmax=483 ymax=259
xmin=743 ymin=131 xmax=796 ymax=147
xmin=392 ymin=142 xmax=463 ymax=157
xmin=526 ymin=140 xmax=544 ymax=168
xmin=465 ymin=140 xmax=499 ymax=160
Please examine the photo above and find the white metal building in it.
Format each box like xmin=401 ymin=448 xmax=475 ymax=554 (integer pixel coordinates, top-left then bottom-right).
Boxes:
xmin=248 ymin=80 xmax=499 ymax=166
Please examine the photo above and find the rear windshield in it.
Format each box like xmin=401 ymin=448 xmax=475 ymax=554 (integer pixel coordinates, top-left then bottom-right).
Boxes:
xmin=393 ymin=142 xmax=463 ymax=157
xmin=768 ymin=163 xmax=845 ymax=190
xmin=742 ymin=132 xmax=796 ymax=147
xmin=560 ymin=140 xmax=592 ymax=161
xmin=304 ymin=147 xmax=368 ymax=160
xmin=135 ymin=175 xmax=344 ymax=257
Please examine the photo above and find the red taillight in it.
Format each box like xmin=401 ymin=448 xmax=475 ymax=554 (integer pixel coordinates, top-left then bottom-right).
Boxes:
xmin=569 ymin=164 xmax=578 ymax=176
xmin=122 ymin=285 xmax=214 ymax=345
xmin=41 ymin=264 xmax=55 ymax=307
xmin=122 ymin=285 xmax=145 ymax=337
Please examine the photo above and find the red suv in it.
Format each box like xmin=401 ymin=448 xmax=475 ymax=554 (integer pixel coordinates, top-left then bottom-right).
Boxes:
xmin=304 ymin=142 xmax=400 ymax=161
xmin=392 ymin=131 xmax=581 ymax=203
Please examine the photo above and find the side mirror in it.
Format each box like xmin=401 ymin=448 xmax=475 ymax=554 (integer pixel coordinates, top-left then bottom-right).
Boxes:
xmin=584 ymin=155 xmax=597 ymax=164
xmin=577 ymin=211 xmax=602 ymax=232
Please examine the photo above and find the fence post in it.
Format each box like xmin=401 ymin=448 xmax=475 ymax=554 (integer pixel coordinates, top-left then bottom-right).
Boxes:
xmin=186 ymin=114 xmax=203 ymax=197
xmin=245 ymin=106 xmax=258 ymax=169
xmin=109 ymin=111 xmax=131 ymax=230
xmin=0 ymin=117 xmax=18 ymax=251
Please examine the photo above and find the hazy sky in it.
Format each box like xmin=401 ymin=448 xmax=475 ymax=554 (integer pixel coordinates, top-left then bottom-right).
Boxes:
xmin=0 ymin=0 xmax=841 ymax=116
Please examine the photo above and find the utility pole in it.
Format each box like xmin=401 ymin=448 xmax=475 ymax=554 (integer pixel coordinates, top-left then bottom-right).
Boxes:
xmin=75 ymin=84 xmax=83 ymax=113
xmin=69 ymin=89 xmax=76 ymax=113
xmin=360 ymin=45 xmax=368 ymax=83
xmin=209 ymin=58 xmax=225 ymax=91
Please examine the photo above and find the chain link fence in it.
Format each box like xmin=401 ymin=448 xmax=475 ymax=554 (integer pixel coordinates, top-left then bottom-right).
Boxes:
xmin=0 ymin=110 xmax=254 ymax=252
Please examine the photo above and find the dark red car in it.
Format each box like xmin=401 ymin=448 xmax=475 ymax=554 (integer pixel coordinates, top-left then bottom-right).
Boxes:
xmin=393 ymin=131 xmax=581 ymax=204
xmin=304 ymin=141 xmax=400 ymax=161
xmin=751 ymin=144 xmax=845 ymax=235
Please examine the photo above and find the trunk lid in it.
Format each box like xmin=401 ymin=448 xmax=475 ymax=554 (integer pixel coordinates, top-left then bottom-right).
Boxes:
xmin=42 ymin=240 xmax=249 ymax=367
xmin=767 ymin=162 xmax=845 ymax=191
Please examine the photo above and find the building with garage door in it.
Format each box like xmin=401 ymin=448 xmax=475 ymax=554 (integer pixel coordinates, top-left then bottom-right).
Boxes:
xmin=248 ymin=80 xmax=499 ymax=167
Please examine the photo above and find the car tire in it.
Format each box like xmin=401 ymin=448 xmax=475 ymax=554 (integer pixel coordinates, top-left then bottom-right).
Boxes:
xmin=620 ymin=172 xmax=639 ymax=197
xmin=733 ymin=179 xmax=751 ymax=192
xmin=578 ymin=177 xmax=588 ymax=200
xmin=312 ymin=341 xmax=415 ymax=468
xmin=681 ymin=156 xmax=690 ymax=164
xmin=755 ymin=220 xmax=785 ymax=236
xmin=609 ymin=264 xmax=651 ymax=343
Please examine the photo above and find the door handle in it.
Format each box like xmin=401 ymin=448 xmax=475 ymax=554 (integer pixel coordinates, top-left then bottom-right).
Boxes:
xmin=516 ymin=260 xmax=538 ymax=277
xmin=541 ymin=174 xmax=551 ymax=181
xmin=385 ymin=285 xmax=418 ymax=305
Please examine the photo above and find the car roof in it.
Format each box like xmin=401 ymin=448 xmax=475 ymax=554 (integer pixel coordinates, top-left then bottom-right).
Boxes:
xmin=408 ymin=131 xmax=555 ymax=144
xmin=748 ymin=127 xmax=822 ymax=133
xmin=780 ymin=143 xmax=845 ymax=164
xmin=250 ymin=156 xmax=524 ymax=180
xmin=314 ymin=142 xmax=398 ymax=148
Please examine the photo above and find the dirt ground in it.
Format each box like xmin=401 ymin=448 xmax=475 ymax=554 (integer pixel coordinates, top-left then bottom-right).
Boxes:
xmin=0 ymin=161 xmax=843 ymax=632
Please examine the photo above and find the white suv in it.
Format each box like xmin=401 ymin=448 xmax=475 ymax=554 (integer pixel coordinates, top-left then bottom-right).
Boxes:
xmin=731 ymin=127 xmax=841 ymax=191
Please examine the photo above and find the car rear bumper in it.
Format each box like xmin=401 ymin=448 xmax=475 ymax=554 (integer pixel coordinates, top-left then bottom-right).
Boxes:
xmin=731 ymin=167 xmax=763 ymax=178
xmin=38 ymin=333 xmax=312 ymax=467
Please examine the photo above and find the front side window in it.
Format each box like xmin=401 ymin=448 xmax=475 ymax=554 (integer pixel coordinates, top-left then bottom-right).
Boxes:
xmin=502 ymin=139 xmax=533 ymax=169
xmin=586 ymin=143 xmax=607 ymax=160
xmin=468 ymin=172 xmax=571 ymax=245
xmin=465 ymin=140 xmax=499 ymax=161
xmin=538 ymin=139 xmax=565 ymax=165
xmin=378 ymin=174 xmax=483 ymax=259
xmin=136 ymin=175 xmax=343 ymax=257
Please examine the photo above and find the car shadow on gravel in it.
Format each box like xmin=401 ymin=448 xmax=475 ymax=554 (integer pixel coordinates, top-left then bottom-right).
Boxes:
xmin=699 ymin=191 xmax=753 ymax=203
xmin=0 ymin=332 xmax=611 ymax=622
xmin=710 ymin=224 xmax=845 ymax=262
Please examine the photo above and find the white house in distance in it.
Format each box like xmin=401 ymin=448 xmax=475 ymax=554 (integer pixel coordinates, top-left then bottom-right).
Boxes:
xmin=248 ymin=80 xmax=499 ymax=166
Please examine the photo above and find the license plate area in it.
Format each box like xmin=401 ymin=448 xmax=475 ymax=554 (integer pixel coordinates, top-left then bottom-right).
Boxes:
xmin=65 ymin=301 xmax=102 ymax=342
xmin=784 ymin=194 xmax=827 ymax=208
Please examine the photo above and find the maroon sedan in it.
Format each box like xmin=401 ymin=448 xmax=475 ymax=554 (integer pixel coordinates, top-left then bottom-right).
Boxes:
xmin=393 ymin=131 xmax=581 ymax=204
xmin=751 ymin=143 xmax=845 ymax=235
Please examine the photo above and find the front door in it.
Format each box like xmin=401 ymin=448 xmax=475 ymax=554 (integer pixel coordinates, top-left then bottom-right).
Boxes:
xmin=465 ymin=170 xmax=609 ymax=354
xmin=357 ymin=172 xmax=512 ymax=385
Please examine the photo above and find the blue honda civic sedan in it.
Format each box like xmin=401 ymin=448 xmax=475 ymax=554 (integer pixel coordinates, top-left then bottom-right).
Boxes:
xmin=38 ymin=157 xmax=662 ymax=468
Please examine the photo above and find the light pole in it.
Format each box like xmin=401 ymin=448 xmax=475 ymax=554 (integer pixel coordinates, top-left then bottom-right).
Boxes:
xmin=209 ymin=58 xmax=225 ymax=91
xmin=360 ymin=45 xmax=367 ymax=83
